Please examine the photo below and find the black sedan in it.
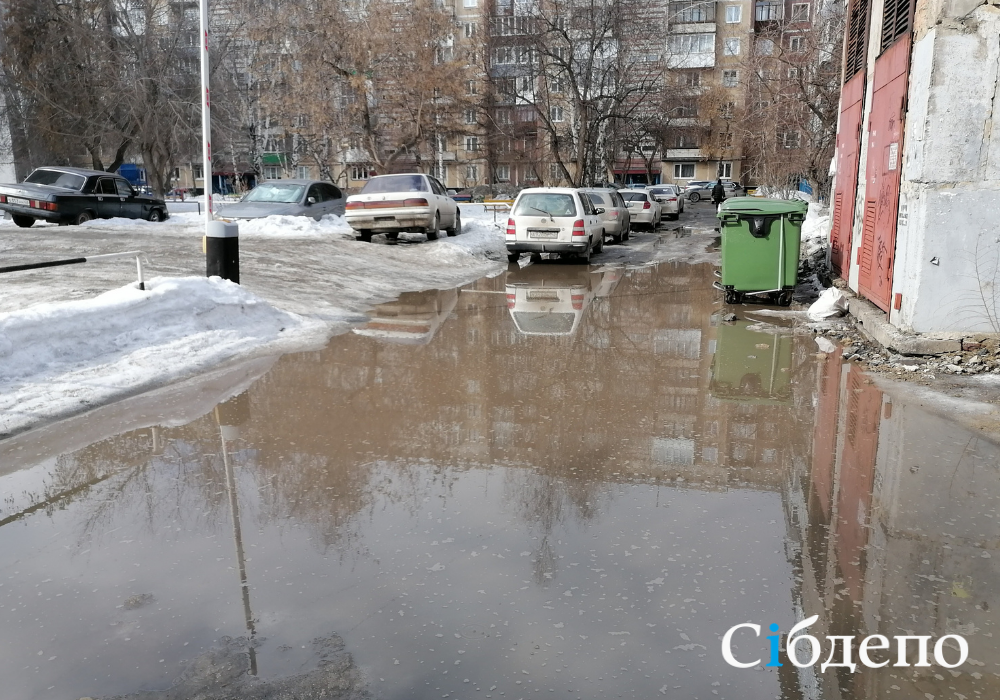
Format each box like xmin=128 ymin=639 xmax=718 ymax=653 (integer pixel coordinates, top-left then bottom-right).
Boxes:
xmin=0 ymin=167 xmax=169 ymax=227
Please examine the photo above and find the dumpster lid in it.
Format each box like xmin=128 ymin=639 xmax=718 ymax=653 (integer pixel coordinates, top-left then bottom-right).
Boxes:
xmin=717 ymin=197 xmax=808 ymax=217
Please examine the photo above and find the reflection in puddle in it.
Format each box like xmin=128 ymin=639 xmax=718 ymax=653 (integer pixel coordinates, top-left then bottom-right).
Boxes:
xmin=0 ymin=262 xmax=997 ymax=699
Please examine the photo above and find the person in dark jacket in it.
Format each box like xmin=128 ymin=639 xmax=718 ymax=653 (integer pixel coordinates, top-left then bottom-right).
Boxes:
xmin=711 ymin=179 xmax=726 ymax=205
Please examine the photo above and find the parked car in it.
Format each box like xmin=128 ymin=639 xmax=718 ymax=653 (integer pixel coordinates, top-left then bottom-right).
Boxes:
xmin=645 ymin=184 xmax=684 ymax=220
xmin=685 ymin=180 xmax=742 ymax=202
xmin=581 ymin=188 xmax=631 ymax=243
xmin=345 ymin=173 xmax=460 ymax=242
xmin=0 ymin=167 xmax=169 ymax=227
xmin=505 ymin=264 xmax=623 ymax=336
xmin=216 ymin=180 xmax=345 ymax=221
xmin=617 ymin=189 xmax=662 ymax=230
xmin=505 ymin=187 xmax=605 ymax=263
xmin=352 ymin=289 xmax=459 ymax=345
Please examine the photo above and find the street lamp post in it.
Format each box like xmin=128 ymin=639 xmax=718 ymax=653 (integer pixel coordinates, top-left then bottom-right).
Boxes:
xmin=200 ymin=0 xmax=240 ymax=283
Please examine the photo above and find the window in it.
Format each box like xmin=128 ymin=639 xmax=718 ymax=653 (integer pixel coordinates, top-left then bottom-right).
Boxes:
xmin=463 ymin=0 xmax=476 ymax=7
xmin=720 ymin=101 xmax=735 ymax=118
xmin=549 ymin=77 xmax=564 ymax=93
xmin=496 ymin=108 xmax=512 ymax=124
xmin=719 ymin=131 xmax=733 ymax=147
xmin=788 ymin=66 xmax=801 ymax=79
xmin=465 ymin=136 xmax=480 ymax=151
xmin=673 ymin=163 xmax=696 ymax=178
xmin=492 ymin=46 xmax=514 ymax=65
xmin=464 ymin=21 xmax=477 ymax=37
xmin=293 ymin=114 xmax=307 ymax=128
xmin=262 ymin=165 xmax=279 ymax=180
xmin=296 ymin=165 xmax=310 ymax=179
xmin=350 ymin=165 xmax=370 ymax=180
xmin=515 ymin=46 xmax=531 ymax=64
xmin=550 ymin=106 xmax=564 ymax=122
xmin=722 ymin=69 xmax=738 ymax=87
xmin=755 ymin=0 xmax=783 ymax=20
xmin=549 ymin=163 xmax=562 ymax=181
xmin=791 ymin=2 xmax=809 ymax=19
xmin=430 ymin=164 xmax=448 ymax=180
xmin=516 ymin=106 xmax=535 ymax=122
xmin=466 ymin=164 xmax=479 ymax=181
xmin=781 ymin=131 xmax=801 ymax=148
xmin=436 ymin=134 xmax=448 ymax=152
xmin=756 ymin=38 xmax=774 ymax=55
xmin=552 ymin=46 xmax=568 ymax=61
xmin=466 ymin=80 xmax=477 ymax=95
xmin=723 ymin=38 xmax=741 ymax=55
xmin=671 ymin=0 xmax=716 ymax=22
xmin=518 ymin=76 xmax=532 ymax=93
xmin=496 ymin=164 xmax=510 ymax=182
xmin=719 ymin=161 xmax=732 ymax=178
xmin=679 ymin=71 xmax=701 ymax=87
xmin=464 ymin=108 xmax=477 ymax=125
xmin=192 ymin=164 xmax=204 ymax=179
xmin=674 ymin=133 xmax=699 ymax=148
xmin=674 ymin=101 xmax=697 ymax=117
xmin=669 ymin=33 xmax=715 ymax=54
xmin=789 ymin=35 xmax=804 ymax=51
xmin=725 ymin=4 xmax=742 ymax=22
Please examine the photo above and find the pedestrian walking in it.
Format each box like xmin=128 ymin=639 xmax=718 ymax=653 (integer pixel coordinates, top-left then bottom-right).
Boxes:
xmin=711 ymin=179 xmax=726 ymax=210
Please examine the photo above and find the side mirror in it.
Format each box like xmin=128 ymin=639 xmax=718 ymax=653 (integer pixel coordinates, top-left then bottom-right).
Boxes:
xmin=306 ymin=196 xmax=316 ymax=205
xmin=595 ymin=207 xmax=605 ymax=215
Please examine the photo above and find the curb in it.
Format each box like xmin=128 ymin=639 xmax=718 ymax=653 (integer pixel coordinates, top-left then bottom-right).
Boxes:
xmin=845 ymin=295 xmax=962 ymax=356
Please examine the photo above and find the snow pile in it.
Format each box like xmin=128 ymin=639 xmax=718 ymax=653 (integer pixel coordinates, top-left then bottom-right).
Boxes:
xmin=796 ymin=201 xmax=833 ymax=302
xmin=800 ymin=202 xmax=831 ymax=260
xmin=221 ymin=214 xmax=354 ymax=239
xmin=0 ymin=276 xmax=326 ymax=438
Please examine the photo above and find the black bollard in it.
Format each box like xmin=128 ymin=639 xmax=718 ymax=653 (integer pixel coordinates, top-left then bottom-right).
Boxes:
xmin=206 ymin=220 xmax=240 ymax=283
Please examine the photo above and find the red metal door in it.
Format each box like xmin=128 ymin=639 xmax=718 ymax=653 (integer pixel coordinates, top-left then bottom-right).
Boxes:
xmin=830 ymin=73 xmax=865 ymax=277
xmin=858 ymin=38 xmax=911 ymax=311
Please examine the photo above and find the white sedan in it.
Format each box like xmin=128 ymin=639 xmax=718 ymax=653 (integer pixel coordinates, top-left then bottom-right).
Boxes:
xmin=345 ymin=173 xmax=460 ymax=242
xmin=618 ymin=189 xmax=661 ymax=229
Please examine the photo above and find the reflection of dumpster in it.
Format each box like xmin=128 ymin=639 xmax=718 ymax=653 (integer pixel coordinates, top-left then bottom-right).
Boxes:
xmin=709 ymin=320 xmax=793 ymax=403
xmin=353 ymin=289 xmax=458 ymax=345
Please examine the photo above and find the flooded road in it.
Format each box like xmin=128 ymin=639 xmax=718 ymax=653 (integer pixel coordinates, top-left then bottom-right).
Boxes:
xmin=2 ymin=259 xmax=999 ymax=700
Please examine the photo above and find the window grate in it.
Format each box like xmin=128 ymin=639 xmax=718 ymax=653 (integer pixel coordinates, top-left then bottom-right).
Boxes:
xmin=880 ymin=0 xmax=914 ymax=53
xmin=844 ymin=0 xmax=869 ymax=81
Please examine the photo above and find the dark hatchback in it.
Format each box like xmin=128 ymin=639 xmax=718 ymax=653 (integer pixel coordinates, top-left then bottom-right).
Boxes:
xmin=0 ymin=167 xmax=169 ymax=227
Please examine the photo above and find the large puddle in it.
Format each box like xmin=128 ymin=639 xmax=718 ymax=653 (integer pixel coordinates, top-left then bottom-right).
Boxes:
xmin=2 ymin=261 xmax=998 ymax=699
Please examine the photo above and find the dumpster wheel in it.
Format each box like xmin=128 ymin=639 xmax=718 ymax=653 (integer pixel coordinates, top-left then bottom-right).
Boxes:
xmin=774 ymin=289 xmax=793 ymax=307
xmin=723 ymin=289 xmax=743 ymax=305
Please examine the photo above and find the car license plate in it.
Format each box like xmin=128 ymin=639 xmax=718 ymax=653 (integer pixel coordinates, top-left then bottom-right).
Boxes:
xmin=7 ymin=197 xmax=29 ymax=206
xmin=527 ymin=290 xmax=560 ymax=301
xmin=374 ymin=216 xmax=394 ymax=221
xmin=528 ymin=229 xmax=558 ymax=239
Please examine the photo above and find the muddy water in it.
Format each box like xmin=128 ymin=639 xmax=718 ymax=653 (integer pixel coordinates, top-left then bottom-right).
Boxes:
xmin=2 ymin=261 xmax=999 ymax=700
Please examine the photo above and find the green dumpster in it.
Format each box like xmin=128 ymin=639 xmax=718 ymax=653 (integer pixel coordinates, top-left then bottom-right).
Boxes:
xmin=709 ymin=320 xmax=793 ymax=405
xmin=715 ymin=197 xmax=807 ymax=306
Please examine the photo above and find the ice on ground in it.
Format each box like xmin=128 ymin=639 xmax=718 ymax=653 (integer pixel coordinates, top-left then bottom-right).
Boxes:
xmin=0 ymin=276 xmax=326 ymax=438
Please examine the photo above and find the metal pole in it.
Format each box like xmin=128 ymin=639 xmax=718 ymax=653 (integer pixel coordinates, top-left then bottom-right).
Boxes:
xmin=199 ymin=0 xmax=213 ymax=227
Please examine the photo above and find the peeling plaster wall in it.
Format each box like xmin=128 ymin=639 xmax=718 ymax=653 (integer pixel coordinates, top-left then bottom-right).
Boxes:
xmin=894 ymin=7 xmax=1000 ymax=332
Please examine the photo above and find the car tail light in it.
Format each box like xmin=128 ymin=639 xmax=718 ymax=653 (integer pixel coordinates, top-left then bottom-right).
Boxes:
xmin=643 ymin=201 xmax=651 ymax=210
xmin=506 ymin=293 xmax=516 ymax=309
xmin=0 ymin=195 xmax=5 ymax=203
xmin=403 ymin=198 xmax=428 ymax=207
xmin=610 ymin=210 xmax=619 ymax=218
xmin=572 ymin=219 xmax=586 ymax=237
xmin=572 ymin=293 xmax=585 ymax=310
xmin=345 ymin=201 xmax=364 ymax=210
xmin=506 ymin=218 xmax=516 ymax=237
xmin=667 ymin=197 xmax=677 ymax=202
xmin=32 ymin=200 xmax=58 ymax=211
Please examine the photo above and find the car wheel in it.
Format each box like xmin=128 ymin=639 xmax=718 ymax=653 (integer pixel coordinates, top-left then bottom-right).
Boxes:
xmin=593 ymin=232 xmax=604 ymax=254
xmin=623 ymin=222 xmax=631 ymax=241
xmin=11 ymin=214 xmax=35 ymax=228
xmin=357 ymin=229 xmax=373 ymax=242
xmin=426 ymin=213 xmax=440 ymax=241
xmin=689 ymin=192 xmax=701 ymax=203
xmin=507 ymin=252 xmax=520 ymax=263
xmin=446 ymin=211 xmax=461 ymax=236
xmin=147 ymin=208 xmax=166 ymax=222
xmin=74 ymin=211 xmax=94 ymax=225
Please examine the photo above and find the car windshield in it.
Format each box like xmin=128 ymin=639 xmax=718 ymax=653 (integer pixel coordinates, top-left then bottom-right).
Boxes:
xmin=24 ymin=169 xmax=86 ymax=191
xmin=360 ymin=175 xmax=428 ymax=194
xmin=513 ymin=193 xmax=577 ymax=217
xmin=242 ymin=183 xmax=305 ymax=203
xmin=620 ymin=192 xmax=648 ymax=202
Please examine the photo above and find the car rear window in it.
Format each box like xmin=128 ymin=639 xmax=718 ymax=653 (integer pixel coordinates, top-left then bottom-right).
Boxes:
xmin=361 ymin=175 xmax=428 ymax=193
xmin=513 ymin=193 xmax=578 ymax=217
xmin=24 ymin=169 xmax=86 ymax=191
xmin=512 ymin=312 xmax=577 ymax=334
xmin=620 ymin=192 xmax=648 ymax=202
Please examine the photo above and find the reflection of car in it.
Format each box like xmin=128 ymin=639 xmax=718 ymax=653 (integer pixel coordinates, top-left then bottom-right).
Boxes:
xmin=645 ymin=185 xmax=684 ymax=219
xmin=505 ymin=187 xmax=604 ymax=263
xmin=0 ymin=167 xmax=169 ymax=227
xmin=345 ymin=173 xmax=460 ymax=242
xmin=618 ymin=189 xmax=661 ymax=229
xmin=685 ymin=181 xmax=742 ymax=202
xmin=216 ymin=179 xmax=345 ymax=220
xmin=352 ymin=289 xmax=459 ymax=345
xmin=580 ymin=188 xmax=631 ymax=243
xmin=505 ymin=264 xmax=622 ymax=336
